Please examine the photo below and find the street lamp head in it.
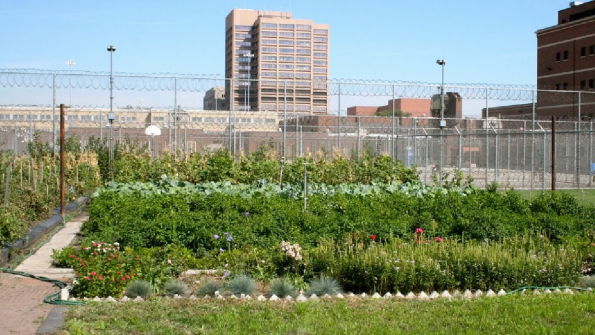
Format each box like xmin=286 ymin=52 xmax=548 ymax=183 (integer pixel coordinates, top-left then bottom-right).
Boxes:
xmin=436 ymin=59 xmax=446 ymax=65
xmin=107 ymin=45 xmax=116 ymax=52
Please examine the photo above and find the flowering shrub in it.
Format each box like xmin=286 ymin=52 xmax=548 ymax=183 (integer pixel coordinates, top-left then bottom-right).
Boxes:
xmin=66 ymin=241 xmax=137 ymax=298
xmin=53 ymin=242 xmax=193 ymax=297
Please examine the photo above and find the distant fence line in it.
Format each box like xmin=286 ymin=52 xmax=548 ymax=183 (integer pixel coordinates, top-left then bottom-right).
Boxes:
xmin=2 ymin=69 xmax=595 ymax=190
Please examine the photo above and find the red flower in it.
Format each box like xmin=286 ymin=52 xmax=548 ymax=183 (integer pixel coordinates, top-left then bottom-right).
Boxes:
xmin=69 ymin=254 xmax=75 ymax=258
xmin=121 ymin=277 xmax=126 ymax=281
xmin=85 ymin=277 xmax=90 ymax=281
xmin=417 ymin=240 xmax=422 ymax=244
xmin=82 ymin=247 xmax=86 ymax=250
xmin=434 ymin=237 xmax=443 ymax=243
xmin=90 ymin=272 xmax=96 ymax=276
xmin=415 ymin=228 xmax=424 ymax=234
xmin=126 ymin=275 xmax=131 ymax=279
xmin=98 ymin=275 xmax=103 ymax=280
xmin=92 ymin=242 xmax=97 ymax=247
xmin=371 ymin=234 xmax=376 ymax=241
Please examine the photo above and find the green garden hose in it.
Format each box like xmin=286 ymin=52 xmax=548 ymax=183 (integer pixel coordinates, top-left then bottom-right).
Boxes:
xmin=0 ymin=267 xmax=82 ymax=305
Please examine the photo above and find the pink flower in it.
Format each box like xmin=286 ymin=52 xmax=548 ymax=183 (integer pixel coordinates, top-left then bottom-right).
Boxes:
xmin=167 ymin=259 xmax=172 ymax=265
xmin=90 ymin=272 xmax=96 ymax=276
xmin=126 ymin=275 xmax=130 ymax=279
xmin=98 ymin=275 xmax=103 ymax=280
xmin=371 ymin=234 xmax=376 ymax=241
xmin=415 ymin=228 xmax=424 ymax=234
xmin=434 ymin=237 xmax=443 ymax=243
xmin=85 ymin=277 xmax=90 ymax=281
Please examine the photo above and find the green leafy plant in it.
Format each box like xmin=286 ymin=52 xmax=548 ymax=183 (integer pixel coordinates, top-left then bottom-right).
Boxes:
xmin=227 ymin=274 xmax=257 ymax=296
xmin=125 ymin=280 xmax=152 ymax=298
xmin=163 ymin=280 xmax=188 ymax=296
xmin=306 ymin=275 xmax=342 ymax=296
xmin=195 ymin=278 xmax=224 ymax=297
xmin=268 ymin=278 xmax=297 ymax=298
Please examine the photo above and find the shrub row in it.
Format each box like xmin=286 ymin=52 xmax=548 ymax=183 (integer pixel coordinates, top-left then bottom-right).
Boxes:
xmin=111 ymin=149 xmax=419 ymax=185
xmin=82 ymin=185 xmax=595 ymax=256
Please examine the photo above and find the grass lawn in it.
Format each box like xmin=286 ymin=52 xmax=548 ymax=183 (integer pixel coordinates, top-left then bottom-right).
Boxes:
xmin=516 ymin=188 xmax=595 ymax=207
xmin=60 ymin=294 xmax=595 ymax=335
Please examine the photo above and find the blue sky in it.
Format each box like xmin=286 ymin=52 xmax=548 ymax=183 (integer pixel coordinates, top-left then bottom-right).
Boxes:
xmin=0 ymin=0 xmax=573 ymax=85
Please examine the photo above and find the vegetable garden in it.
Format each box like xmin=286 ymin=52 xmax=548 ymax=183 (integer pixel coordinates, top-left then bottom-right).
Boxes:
xmin=42 ymin=145 xmax=595 ymax=298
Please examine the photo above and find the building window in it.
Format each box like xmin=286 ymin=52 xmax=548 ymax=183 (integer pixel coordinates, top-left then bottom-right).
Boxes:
xmin=235 ymin=41 xmax=251 ymax=47
xmin=563 ymin=82 xmax=568 ymax=90
xmin=313 ymin=37 xmax=328 ymax=42
xmin=262 ymin=55 xmax=277 ymax=61
xmin=296 ymin=49 xmax=311 ymax=54
xmin=262 ymin=63 xmax=277 ymax=69
xmin=296 ymin=24 xmax=311 ymax=30
xmin=581 ymin=47 xmax=587 ymax=57
xmin=279 ymin=72 xmax=294 ymax=78
xmin=296 ymin=57 xmax=311 ymax=62
xmin=279 ymin=40 xmax=294 ymax=45
xmin=296 ymin=41 xmax=310 ymax=46
xmin=262 ymin=23 xmax=277 ymax=29
xmin=279 ymin=48 xmax=294 ymax=54
xmin=314 ymin=75 xmax=327 ymax=80
xmin=314 ymin=68 xmax=326 ymax=73
xmin=555 ymin=84 xmax=561 ymax=90
xmin=296 ymin=65 xmax=311 ymax=70
xmin=556 ymin=52 xmax=561 ymax=62
xmin=279 ymin=64 xmax=293 ymax=70
xmin=279 ymin=24 xmax=295 ymax=29
xmin=262 ymin=31 xmax=277 ymax=37
xmin=262 ymin=47 xmax=277 ymax=53
xmin=590 ymin=45 xmax=595 ymax=55
xmin=295 ymin=73 xmax=311 ymax=79
xmin=296 ymin=32 xmax=311 ymax=38
xmin=313 ymin=60 xmax=327 ymax=65
xmin=279 ymin=56 xmax=294 ymax=62
xmin=563 ymin=50 xmax=569 ymax=60
xmin=581 ymin=80 xmax=586 ymax=89
xmin=590 ymin=79 xmax=594 ymax=89
xmin=314 ymin=29 xmax=328 ymax=34
xmin=279 ymin=32 xmax=294 ymax=38
xmin=313 ymin=52 xmax=327 ymax=58
xmin=235 ymin=25 xmax=252 ymax=31
xmin=235 ymin=33 xmax=252 ymax=39
xmin=313 ymin=44 xmax=328 ymax=50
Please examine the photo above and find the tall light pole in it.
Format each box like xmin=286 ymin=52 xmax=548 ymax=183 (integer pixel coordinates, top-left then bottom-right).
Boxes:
xmin=105 ymin=45 xmax=116 ymax=142
xmin=246 ymin=53 xmax=254 ymax=111
xmin=65 ymin=60 xmax=75 ymax=106
xmin=436 ymin=59 xmax=446 ymax=184
xmin=436 ymin=59 xmax=446 ymax=128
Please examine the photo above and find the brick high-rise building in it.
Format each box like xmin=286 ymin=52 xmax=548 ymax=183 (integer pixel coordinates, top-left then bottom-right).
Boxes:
xmin=537 ymin=0 xmax=595 ymax=119
xmin=225 ymin=9 xmax=330 ymax=114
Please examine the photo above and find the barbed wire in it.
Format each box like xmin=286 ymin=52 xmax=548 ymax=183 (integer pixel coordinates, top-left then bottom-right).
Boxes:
xmin=4 ymin=69 xmax=595 ymax=104
xmin=0 ymin=68 xmax=543 ymax=100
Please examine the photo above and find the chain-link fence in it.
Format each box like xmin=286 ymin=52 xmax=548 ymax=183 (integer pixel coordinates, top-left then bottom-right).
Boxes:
xmin=1 ymin=69 xmax=594 ymax=190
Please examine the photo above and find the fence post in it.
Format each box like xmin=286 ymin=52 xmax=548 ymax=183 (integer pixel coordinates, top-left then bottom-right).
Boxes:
xmin=174 ymin=77 xmax=178 ymax=157
xmin=52 ymin=74 xmax=56 ymax=154
xmin=576 ymin=91 xmax=581 ymax=188
xmin=456 ymin=127 xmax=462 ymax=170
xmin=494 ymin=126 xmax=499 ymax=183
xmin=338 ymin=82 xmax=341 ymax=155
xmin=531 ymin=90 xmax=536 ymax=190
xmin=229 ymin=78 xmax=233 ymax=155
xmin=485 ymin=88 xmax=489 ymax=188
xmin=552 ymin=116 xmax=556 ymax=190
xmin=590 ymin=120 xmax=593 ymax=188
xmin=60 ymin=104 xmax=65 ymax=218
xmin=283 ymin=81 xmax=287 ymax=160
xmin=356 ymin=116 xmax=361 ymax=162
xmin=522 ymin=120 xmax=526 ymax=188
xmin=391 ymin=84 xmax=395 ymax=161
